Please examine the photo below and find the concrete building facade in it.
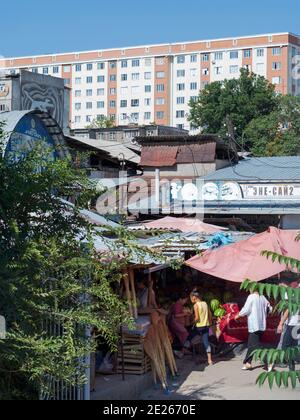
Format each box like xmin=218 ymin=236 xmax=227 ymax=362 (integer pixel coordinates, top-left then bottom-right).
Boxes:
xmin=1 ymin=32 xmax=300 ymax=132
xmin=0 ymin=70 xmax=70 ymax=132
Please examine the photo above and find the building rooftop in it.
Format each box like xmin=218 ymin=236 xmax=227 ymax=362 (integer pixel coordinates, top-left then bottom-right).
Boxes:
xmin=204 ymin=157 xmax=300 ymax=182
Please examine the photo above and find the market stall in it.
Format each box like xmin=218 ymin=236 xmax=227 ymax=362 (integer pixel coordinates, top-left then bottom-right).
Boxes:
xmin=185 ymin=227 xmax=300 ymax=345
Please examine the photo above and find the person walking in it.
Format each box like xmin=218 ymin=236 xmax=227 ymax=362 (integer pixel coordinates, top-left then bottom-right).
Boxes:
xmin=235 ymin=291 xmax=272 ymax=371
xmin=277 ymin=306 xmax=300 ymax=372
xmin=184 ymin=292 xmax=213 ymax=366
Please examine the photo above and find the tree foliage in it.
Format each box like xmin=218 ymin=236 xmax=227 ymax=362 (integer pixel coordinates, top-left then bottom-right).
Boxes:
xmin=189 ymin=68 xmax=279 ymax=138
xmin=241 ymin=249 xmax=300 ymax=390
xmin=244 ymin=95 xmax=300 ymax=156
xmin=0 ymin=132 xmax=143 ymax=399
xmin=86 ymin=116 xmax=115 ymax=129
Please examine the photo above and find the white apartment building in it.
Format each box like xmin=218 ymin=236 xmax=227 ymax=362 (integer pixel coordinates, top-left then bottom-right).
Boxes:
xmin=1 ymin=32 xmax=300 ymax=132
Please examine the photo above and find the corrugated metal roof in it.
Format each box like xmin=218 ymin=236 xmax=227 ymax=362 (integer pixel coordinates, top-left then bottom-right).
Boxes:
xmin=66 ymin=136 xmax=140 ymax=164
xmin=140 ymin=145 xmax=179 ymax=167
xmin=205 ymin=157 xmax=300 ymax=182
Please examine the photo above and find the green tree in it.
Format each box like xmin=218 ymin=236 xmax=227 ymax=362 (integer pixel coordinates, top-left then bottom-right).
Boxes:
xmin=86 ymin=116 xmax=115 ymax=129
xmin=244 ymin=95 xmax=300 ymax=156
xmin=189 ymin=68 xmax=279 ymax=138
xmin=241 ymin=247 xmax=300 ymax=389
xmin=0 ymin=130 xmax=140 ymax=399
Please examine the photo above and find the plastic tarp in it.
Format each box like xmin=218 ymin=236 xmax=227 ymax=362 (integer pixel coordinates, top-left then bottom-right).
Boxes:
xmin=141 ymin=216 xmax=228 ymax=234
xmin=186 ymin=227 xmax=300 ymax=283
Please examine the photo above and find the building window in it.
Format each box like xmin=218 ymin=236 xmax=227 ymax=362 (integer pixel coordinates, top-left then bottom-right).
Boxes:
xmin=86 ymin=63 xmax=93 ymax=71
xmin=75 ymin=103 xmax=81 ymax=110
xmin=75 ymin=77 xmax=82 ymax=85
xmin=98 ymin=76 xmax=105 ymax=83
xmin=144 ymin=112 xmax=151 ymax=120
xmin=52 ymin=66 xmax=59 ymax=74
xmin=202 ymin=68 xmax=209 ymax=76
xmin=121 ymin=60 xmax=128 ymax=68
xmin=97 ymin=88 xmax=105 ymax=95
xmin=120 ymin=100 xmax=127 ymax=108
xmin=257 ymin=49 xmax=265 ymax=57
xmin=190 ymin=82 xmax=198 ymax=90
xmin=177 ymin=70 xmax=185 ymax=78
xmin=156 ymin=84 xmax=165 ymax=92
xmin=256 ymin=63 xmax=265 ymax=73
xmin=202 ymin=53 xmax=210 ymax=62
xmin=86 ymin=76 xmax=93 ymax=84
xmin=86 ymin=116 xmax=92 ymax=123
xmin=145 ymin=85 xmax=152 ymax=92
xmin=86 ymin=102 xmax=93 ymax=109
xmin=109 ymin=100 xmax=116 ymax=108
xmin=97 ymin=62 xmax=105 ymax=70
xmin=155 ymin=98 xmax=165 ymax=105
xmin=132 ymin=73 xmax=140 ymax=81
xmin=131 ymin=113 xmax=139 ymax=121
xmin=145 ymin=98 xmax=151 ymax=106
xmin=230 ymin=65 xmax=239 ymax=74
xmin=272 ymin=62 xmax=282 ymax=70
xmin=97 ymin=101 xmax=105 ymax=108
xmin=131 ymin=86 xmax=140 ymax=94
xmin=156 ymin=111 xmax=165 ymax=120
xmin=75 ymin=90 xmax=81 ymax=97
xmin=110 ymin=75 xmax=117 ymax=82
xmin=121 ymin=74 xmax=128 ymax=81
xmin=74 ymin=116 xmax=81 ymax=124
xmin=131 ymin=99 xmax=140 ymax=107
xmin=190 ymin=69 xmax=197 ymax=78
xmin=75 ymin=64 xmax=82 ymax=72
xmin=190 ymin=54 xmax=198 ymax=63
xmin=272 ymin=47 xmax=282 ymax=56
xmin=156 ymin=57 xmax=165 ymax=66
xmin=144 ymin=72 xmax=152 ymax=80
xmin=244 ymin=49 xmax=251 ymax=58
xmin=214 ymin=66 xmax=223 ymax=75
xmin=64 ymin=79 xmax=71 ymax=86
xmin=272 ymin=76 xmax=282 ymax=85
xmin=132 ymin=59 xmax=140 ymax=67
xmin=190 ymin=96 xmax=198 ymax=103
xmin=177 ymin=97 xmax=185 ymax=104
xmin=176 ymin=110 xmax=185 ymax=118
xmin=177 ymin=55 xmax=185 ymax=64
xmin=110 ymin=61 xmax=117 ymax=69
xmin=214 ymin=52 xmax=224 ymax=61
xmin=177 ymin=83 xmax=185 ymax=91
xmin=230 ymin=51 xmax=239 ymax=59
xmin=110 ymin=88 xmax=116 ymax=95
xmin=63 ymin=65 xmax=71 ymax=73
xmin=156 ymin=71 xmax=165 ymax=79
xmin=43 ymin=67 xmax=49 ymax=75
xmin=145 ymin=58 xmax=152 ymax=66
xmin=86 ymin=89 xmax=93 ymax=96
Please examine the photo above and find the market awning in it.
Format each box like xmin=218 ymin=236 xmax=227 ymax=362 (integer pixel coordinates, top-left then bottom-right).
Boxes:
xmin=138 ymin=216 xmax=228 ymax=234
xmin=186 ymin=227 xmax=300 ymax=283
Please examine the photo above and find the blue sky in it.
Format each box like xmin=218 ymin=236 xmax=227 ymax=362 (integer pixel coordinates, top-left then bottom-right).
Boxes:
xmin=2 ymin=0 xmax=300 ymax=57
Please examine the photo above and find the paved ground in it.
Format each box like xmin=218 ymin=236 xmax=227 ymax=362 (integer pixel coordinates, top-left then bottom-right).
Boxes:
xmin=140 ymin=357 xmax=300 ymax=400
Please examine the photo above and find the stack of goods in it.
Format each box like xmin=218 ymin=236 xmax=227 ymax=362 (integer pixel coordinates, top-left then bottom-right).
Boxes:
xmin=144 ymin=313 xmax=177 ymax=392
xmin=117 ymin=333 xmax=152 ymax=375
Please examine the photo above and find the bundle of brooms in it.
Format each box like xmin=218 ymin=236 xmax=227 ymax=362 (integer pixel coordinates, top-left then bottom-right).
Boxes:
xmin=143 ymin=312 xmax=178 ymax=391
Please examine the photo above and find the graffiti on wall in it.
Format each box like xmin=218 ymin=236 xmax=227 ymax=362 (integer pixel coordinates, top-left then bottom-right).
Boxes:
xmin=21 ymin=82 xmax=64 ymax=127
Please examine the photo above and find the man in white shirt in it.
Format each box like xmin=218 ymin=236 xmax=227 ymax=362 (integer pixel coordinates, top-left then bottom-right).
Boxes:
xmin=235 ymin=291 xmax=272 ymax=371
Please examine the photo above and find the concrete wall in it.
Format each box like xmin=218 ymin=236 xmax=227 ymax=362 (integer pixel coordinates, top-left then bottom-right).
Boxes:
xmin=143 ymin=162 xmax=216 ymax=178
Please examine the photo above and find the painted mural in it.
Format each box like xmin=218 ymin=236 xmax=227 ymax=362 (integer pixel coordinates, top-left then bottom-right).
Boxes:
xmin=4 ymin=114 xmax=57 ymax=162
